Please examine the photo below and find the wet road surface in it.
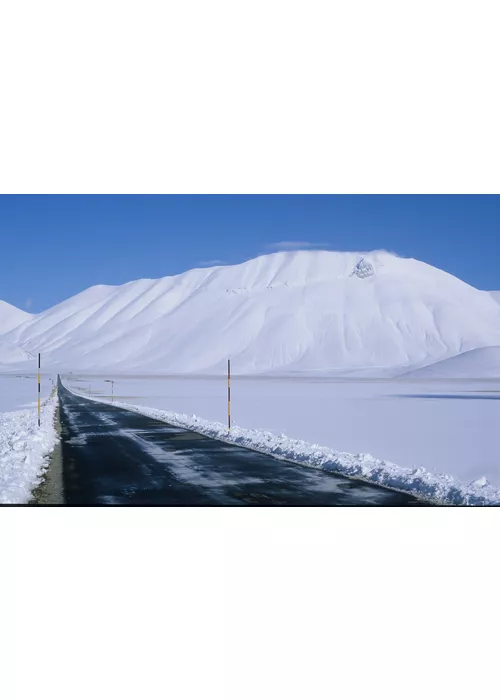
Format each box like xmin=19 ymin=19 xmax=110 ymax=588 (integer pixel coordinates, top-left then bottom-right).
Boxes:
xmin=59 ymin=383 xmax=424 ymax=506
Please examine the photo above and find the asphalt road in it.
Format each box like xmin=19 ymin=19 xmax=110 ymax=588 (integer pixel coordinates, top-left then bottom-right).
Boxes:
xmin=58 ymin=382 xmax=424 ymax=506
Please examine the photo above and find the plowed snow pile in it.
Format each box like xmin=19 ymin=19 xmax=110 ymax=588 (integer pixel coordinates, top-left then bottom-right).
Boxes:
xmin=0 ymin=393 xmax=58 ymax=504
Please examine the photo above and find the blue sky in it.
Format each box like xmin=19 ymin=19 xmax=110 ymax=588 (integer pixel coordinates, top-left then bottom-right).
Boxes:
xmin=1 ymin=195 xmax=499 ymax=312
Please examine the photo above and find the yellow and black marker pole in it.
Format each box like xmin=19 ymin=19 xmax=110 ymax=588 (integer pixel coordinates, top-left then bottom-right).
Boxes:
xmin=37 ymin=353 xmax=41 ymax=427
xmin=228 ymin=359 xmax=231 ymax=432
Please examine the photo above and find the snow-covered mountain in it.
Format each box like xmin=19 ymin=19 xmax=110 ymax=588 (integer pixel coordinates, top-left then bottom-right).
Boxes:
xmin=0 ymin=302 xmax=34 ymax=365
xmin=490 ymin=291 xmax=500 ymax=305
xmin=402 ymin=346 xmax=500 ymax=379
xmin=0 ymin=340 xmax=33 ymax=365
xmin=0 ymin=300 xmax=32 ymax=334
xmin=2 ymin=250 xmax=500 ymax=375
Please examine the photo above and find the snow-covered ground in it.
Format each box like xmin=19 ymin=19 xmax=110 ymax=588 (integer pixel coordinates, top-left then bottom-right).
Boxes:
xmin=0 ymin=373 xmax=56 ymax=413
xmin=64 ymin=373 xmax=500 ymax=505
xmin=0 ymin=387 xmax=59 ymax=504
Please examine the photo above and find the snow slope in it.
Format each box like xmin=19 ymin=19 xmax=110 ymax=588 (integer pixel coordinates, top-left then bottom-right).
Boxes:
xmin=403 ymin=347 xmax=500 ymax=379
xmin=0 ymin=340 xmax=33 ymax=365
xmin=0 ymin=301 xmax=33 ymax=364
xmin=0 ymin=299 xmax=32 ymax=333
xmin=3 ymin=251 xmax=500 ymax=375
xmin=490 ymin=291 xmax=500 ymax=305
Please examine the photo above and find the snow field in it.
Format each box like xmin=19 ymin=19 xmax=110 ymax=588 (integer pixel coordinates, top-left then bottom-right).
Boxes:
xmin=0 ymin=373 xmax=56 ymax=413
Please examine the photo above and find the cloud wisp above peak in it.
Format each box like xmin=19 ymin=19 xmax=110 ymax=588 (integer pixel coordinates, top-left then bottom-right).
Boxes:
xmin=266 ymin=241 xmax=330 ymax=252
xmin=198 ymin=259 xmax=227 ymax=267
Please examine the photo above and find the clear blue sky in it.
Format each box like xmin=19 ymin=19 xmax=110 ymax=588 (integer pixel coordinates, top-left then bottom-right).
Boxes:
xmin=1 ymin=195 xmax=499 ymax=312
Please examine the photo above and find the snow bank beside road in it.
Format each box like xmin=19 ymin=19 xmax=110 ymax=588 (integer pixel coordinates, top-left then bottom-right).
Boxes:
xmin=69 ymin=388 xmax=500 ymax=505
xmin=0 ymin=393 xmax=59 ymax=504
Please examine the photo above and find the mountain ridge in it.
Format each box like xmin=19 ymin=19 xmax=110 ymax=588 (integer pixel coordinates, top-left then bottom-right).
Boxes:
xmin=0 ymin=300 xmax=33 ymax=335
xmin=2 ymin=250 xmax=500 ymax=375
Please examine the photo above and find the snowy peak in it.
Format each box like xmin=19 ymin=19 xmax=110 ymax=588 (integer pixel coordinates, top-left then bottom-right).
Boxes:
xmin=0 ymin=300 xmax=33 ymax=334
xmin=0 ymin=301 xmax=34 ymax=365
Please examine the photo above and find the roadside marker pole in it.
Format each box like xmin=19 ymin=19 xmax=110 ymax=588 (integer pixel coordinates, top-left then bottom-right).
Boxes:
xmin=104 ymin=379 xmax=115 ymax=402
xmin=37 ymin=354 xmax=41 ymax=427
xmin=228 ymin=359 xmax=231 ymax=432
